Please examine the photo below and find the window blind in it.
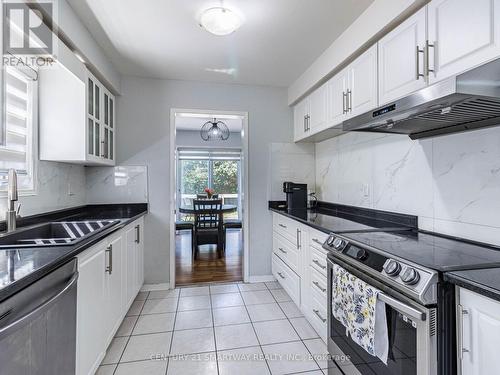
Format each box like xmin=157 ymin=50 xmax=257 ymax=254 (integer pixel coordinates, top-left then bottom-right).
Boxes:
xmin=0 ymin=66 xmax=35 ymax=190
xmin=178 ymin=148 xmax=241 ymax=161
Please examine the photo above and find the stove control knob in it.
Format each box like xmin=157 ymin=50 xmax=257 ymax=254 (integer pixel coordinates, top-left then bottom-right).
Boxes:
xmin=326 ymin=235 xmax=336 ymax=247
xmin=332 ymin=237 xmax=346 ymax=251
xmin=401 ymin=267 xmax=420 ymax=285
xmin=384 ymin=260 xmax=402 ymax=276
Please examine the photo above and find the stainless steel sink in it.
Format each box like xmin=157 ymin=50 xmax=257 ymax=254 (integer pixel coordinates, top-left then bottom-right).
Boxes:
xmin=0 ymin=220 xmax=120 ymax=248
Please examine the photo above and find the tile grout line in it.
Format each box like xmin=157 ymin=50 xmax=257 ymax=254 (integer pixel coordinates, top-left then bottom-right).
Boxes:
xmin=164 ymin=290 xmax=181 ymax=375
xmin=112 ymin=292 xmax=149 ymax=375
xmin=268 ymin=283 xmax=326 ymax=374
xmin=239 ymin=286 xmax=274 ymax=375
xmin=209 ymin=284 xmax=221 ymax=375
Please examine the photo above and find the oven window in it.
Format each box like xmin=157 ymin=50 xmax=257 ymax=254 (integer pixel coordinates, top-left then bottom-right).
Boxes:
xmin=331 ymin=303 xmax=417 ymax=375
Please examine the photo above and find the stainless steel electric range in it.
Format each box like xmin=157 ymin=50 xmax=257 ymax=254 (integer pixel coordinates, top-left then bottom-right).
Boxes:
xmin=323 ymin=229 xmax=500 ymax=375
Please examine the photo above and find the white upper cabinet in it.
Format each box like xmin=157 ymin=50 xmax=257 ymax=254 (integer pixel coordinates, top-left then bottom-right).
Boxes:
xmin=308 ymin=83 xmax=328 ymax=133
xmin=348 ymin=44 xmax=378 ymax=117
xmin=428 ymin=0 xmax=500 ymax=83
xmin=293 ymin=98 xmax=310 ymax=141
xmin=378 ymin=7 xmax=427 ymax=105
xmin=327 ymin=67 xmax=349 ymax=126
xmin=39 ymin=42 xmax=116 ymax=166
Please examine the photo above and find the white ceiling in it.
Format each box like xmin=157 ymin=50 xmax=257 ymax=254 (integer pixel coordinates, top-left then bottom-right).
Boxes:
xmin=176 ymin=115 xmax=242 ymax=132
xmin=68 ymin=0 xmax=373 ymax=87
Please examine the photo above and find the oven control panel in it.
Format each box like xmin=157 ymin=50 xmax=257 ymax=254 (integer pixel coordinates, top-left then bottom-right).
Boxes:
xmin=323 ymin=234 xmax=439 ymax=305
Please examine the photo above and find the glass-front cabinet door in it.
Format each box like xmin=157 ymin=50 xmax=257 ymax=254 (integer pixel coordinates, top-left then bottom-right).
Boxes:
xmin=86 ymin=72 xmax=115 ymax=165
xmin=102 ymin=89 xmax=115 ymax=163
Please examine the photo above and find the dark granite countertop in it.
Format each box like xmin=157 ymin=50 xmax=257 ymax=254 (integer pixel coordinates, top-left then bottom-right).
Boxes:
xmin=445 ymin=268 xmax=500 ymax=302
xmin=0 ymin=203 xmax=148 ymax=303
xmin=269 ymin=201 xmax=417 ymax=234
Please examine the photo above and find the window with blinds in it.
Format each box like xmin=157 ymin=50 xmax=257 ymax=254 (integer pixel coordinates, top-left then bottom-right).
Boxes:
xmin=0 ymin=66 xmax=36 ymax=192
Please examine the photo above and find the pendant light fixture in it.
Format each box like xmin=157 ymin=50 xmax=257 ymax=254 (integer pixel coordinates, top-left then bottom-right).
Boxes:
xmin=200 ymin=118 xmax=230 ymax=141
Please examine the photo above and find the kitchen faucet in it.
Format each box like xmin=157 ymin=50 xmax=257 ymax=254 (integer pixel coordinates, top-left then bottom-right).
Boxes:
xmin=6 ymin=169 xmax=20 ymax=232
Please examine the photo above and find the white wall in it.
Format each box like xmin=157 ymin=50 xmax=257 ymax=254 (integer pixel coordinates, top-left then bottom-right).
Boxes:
xmin=176 ymin=130 xmax=242 ymax=149
xmin=58 ymin=0 xmax=121 ymax=93
xmin=0 ymin=161 xmax=86 ymax=220
xmin=315 ymin=127 xmax=500 ymax=246
xmin=117 ymin=77 xmax=292 ymax=284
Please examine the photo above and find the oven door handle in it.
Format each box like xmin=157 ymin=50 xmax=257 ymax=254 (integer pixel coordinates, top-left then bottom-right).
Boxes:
xmin=378 ymin=292 xmax=426 ymax=322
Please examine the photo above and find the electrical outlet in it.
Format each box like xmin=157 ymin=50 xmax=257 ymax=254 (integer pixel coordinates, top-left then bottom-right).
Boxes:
xmin=363 ymin=184 xmax=370 ymax=197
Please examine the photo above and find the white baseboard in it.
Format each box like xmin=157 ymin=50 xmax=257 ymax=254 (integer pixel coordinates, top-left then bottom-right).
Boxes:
xmin=246 ymin=275 xmax=275 ymax=283
xmin=141 ymin=283 xmax=171 ymax=291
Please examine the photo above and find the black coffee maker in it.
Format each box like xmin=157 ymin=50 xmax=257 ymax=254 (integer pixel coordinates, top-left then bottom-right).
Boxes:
xmin=283 ymin=182 xmax=308 ymax=210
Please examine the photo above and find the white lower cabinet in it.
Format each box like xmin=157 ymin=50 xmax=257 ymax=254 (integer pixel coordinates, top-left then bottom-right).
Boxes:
xmin=76 ymin=217 xmax=145 ymax=375
xmin=457 ymin=287 xmax=500 ymax=375
xmin=272 ymin=214 xmax=329 ymax=342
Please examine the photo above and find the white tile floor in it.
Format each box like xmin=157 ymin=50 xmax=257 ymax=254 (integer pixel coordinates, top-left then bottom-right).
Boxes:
xmin=97 ymin=282 xmax=341 ymax=375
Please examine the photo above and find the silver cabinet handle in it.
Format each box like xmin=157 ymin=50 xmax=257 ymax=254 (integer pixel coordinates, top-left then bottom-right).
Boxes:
xmin=277 ymin=272 xmax=285 ymax=279
xmin=303 ymin=115 xmax=307 ymax=132
xmin=278 ymin=223 xmax=287 ymax=229
xmin=135 ymin=225 xmax=140 ymax=244
xmin=346 ymin=89 xmax=352 ymax=112
xmin=457 ymin=304 xmax=470 ymax=359
xmin=0 ymin=273 xmax=78 ymax=337
xmin=313 ymin=309 xmax=327 ymax=323
xmin=312 ymin=238 xmax=323 ymax=246
xmin=100 ymin=140 xmax=105 ymax=158
xmin=105 ymin=244 xmax=113 ymax=274
xmin=306 ymin=115 xmax=310 ymax=131
xmin=313 ymin=281 xmax=326 ymax=293
xmin=296 ymin=228 xmax=301 ymax=250
xmin=312 ymin=259 xmax=326 ymax=270
xmin=425 ymin=40 xmax=435 ymax=75
xmin=278 ymin=247 xmax=287 ymax=254
xmin=342 ymin=91 xmax=347 ymax=114
xmin=416 ymin=45 xmax=425 ymax=80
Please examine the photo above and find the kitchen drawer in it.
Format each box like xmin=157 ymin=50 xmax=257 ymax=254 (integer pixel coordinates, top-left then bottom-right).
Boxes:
xmin=310 ymin=246 xmax=328 ymax=277
xmin=272 ymin=254 xmax=300 ymax=306
xmin=310 ymin=267 xmax=327 ymax=301
xmin=309 ymin=288 xmax=328 ymax=342
xmin=273 ymin=213 xmax=300 ymax=246
xmin=273 ymin=232 xmax=299 ymax=274
xmin=309 ymin=228 xmax=328 ymax=250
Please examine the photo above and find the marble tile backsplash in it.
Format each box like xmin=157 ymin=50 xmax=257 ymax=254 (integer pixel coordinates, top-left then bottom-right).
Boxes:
xmin=0 ymin=161 xmax=86 ymax=220
xmin=315 ymin=127 xmax=500 ymax=246
xmin=86 ymin=165 xmax=148 ymax=204
xmin=268 ymin=143 xmax=315 ymax=201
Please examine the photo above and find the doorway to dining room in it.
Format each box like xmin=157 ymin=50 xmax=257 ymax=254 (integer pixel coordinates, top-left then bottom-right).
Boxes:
xmin=170 ymin=110 xmax=248 ymax=286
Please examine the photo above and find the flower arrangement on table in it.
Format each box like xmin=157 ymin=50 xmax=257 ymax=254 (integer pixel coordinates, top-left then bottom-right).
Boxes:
xmin=204 ymin=188 xmax=215 ymax=199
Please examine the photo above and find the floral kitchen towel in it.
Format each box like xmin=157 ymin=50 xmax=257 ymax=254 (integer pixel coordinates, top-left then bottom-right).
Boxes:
xmin=331 ymin=263 xmax=389 ymax=364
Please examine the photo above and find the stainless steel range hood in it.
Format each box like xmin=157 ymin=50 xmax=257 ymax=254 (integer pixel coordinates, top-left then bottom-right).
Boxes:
xmin=343 ymin=58 xmax=500 ymax=139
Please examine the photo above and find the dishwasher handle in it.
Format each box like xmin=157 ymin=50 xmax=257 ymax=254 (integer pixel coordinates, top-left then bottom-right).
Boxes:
xmin=0 ymin=272 xmax=78 ymax=337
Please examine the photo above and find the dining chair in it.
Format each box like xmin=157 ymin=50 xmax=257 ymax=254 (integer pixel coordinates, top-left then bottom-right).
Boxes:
xmin=192 ymin=199 xmax=224 ymax=259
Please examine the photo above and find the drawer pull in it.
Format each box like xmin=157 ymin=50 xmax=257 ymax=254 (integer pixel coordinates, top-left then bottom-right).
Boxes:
xmin=277 ymin=272 xmax=285 ymax=279
xmin=278 ymin=224 xmax=287 ymax=229
xmin=313 ymin=259 xmax=326 ymax=270
xmin=313 ymin=281 xmax=326 ymax=293
xmin=313 ymin=309 xmax=327 ymax=323
xmin=278 ymin=247 xmax=287 ymax=254
xmin=312 ymin=238 xmax=323 ymax=245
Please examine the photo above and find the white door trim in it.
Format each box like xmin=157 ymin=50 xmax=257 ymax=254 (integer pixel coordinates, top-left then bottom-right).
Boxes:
xmin=169 ymin=108 xmax=250 ymax=289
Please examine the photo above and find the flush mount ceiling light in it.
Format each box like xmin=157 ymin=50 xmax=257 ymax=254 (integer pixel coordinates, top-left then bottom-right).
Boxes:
xmin=199 ymin=7 xmax=242 ymax=36
xmin=200 ymin=118 xmax=230 ymax=141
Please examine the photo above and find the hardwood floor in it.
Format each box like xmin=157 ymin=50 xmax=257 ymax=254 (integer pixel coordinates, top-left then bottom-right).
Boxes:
xmin=175 ymin=228 xmax=243 ymax=285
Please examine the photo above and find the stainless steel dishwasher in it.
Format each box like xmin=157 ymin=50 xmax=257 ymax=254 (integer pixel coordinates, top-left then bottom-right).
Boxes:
xmin=0 ymin=259 xmax=78 ymax=375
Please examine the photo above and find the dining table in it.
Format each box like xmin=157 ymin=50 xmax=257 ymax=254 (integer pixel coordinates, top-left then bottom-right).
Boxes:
xmin=178 ymin=204 xmax=237 ymax=214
